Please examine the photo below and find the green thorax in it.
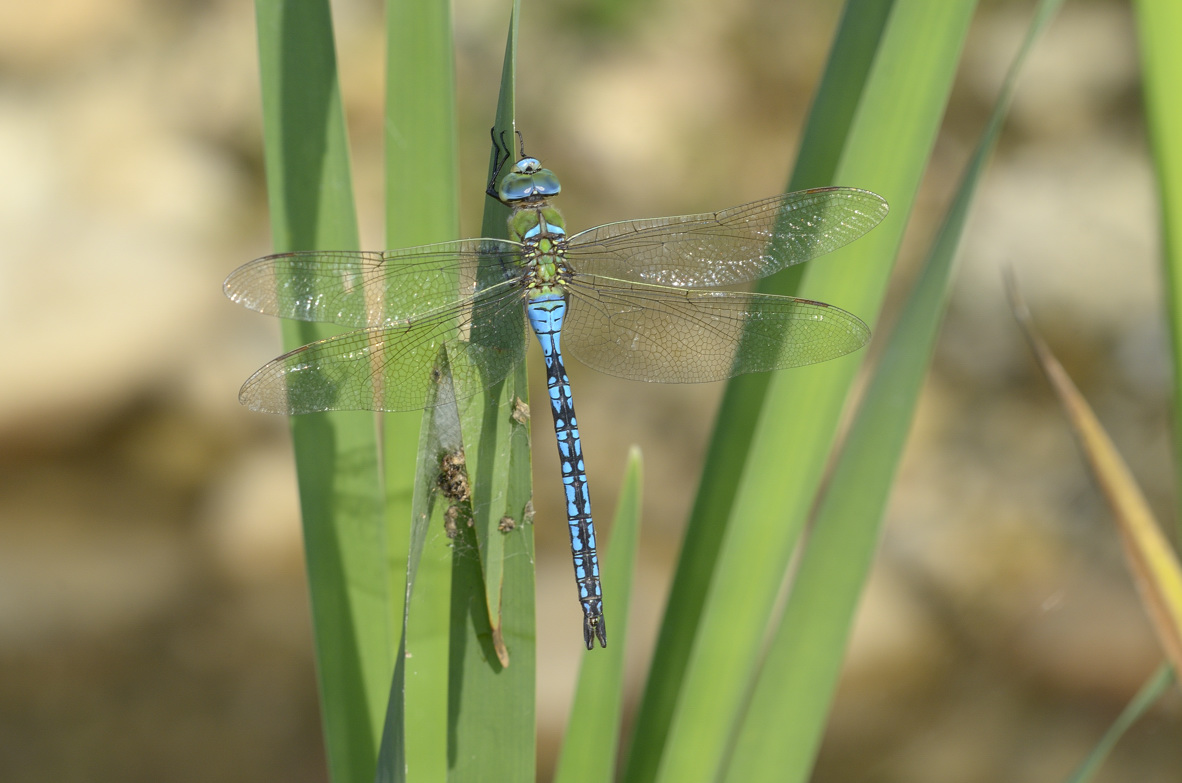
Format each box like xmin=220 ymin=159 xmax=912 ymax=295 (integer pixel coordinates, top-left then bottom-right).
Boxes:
xmin=507 ymin=204 xmax=566 ymax=245
xmin=511 ymin=203 xmax=568 ymax=294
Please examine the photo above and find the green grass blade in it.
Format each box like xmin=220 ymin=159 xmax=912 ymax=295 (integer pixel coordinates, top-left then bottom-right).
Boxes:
xmin=1134 ymin=0 xmax=1182 ymax=541
xmin=376 ymin=359 xmax=466 ymax=783
xmin=385 ymin=1 xmax=459 ymax=246
xmin=444 ymin=4 xmax=536 ymax=781
xmin=622 ymin=6 xmax=895 ymax=778
xmin=254 ymin=3 xmax=389 ymax=781
xmin=553 ymin=448 xmax=643 ymax=783
xmin=650 ymin=5 xmax=977 ymax=783
xmin=723 ymin=3 xmax=1063 ymax=780
xmin=790 ymin=0 xmax=896 ymax=191
xmin=374 ymin=0 xmax=460 ymax=780
xmin=465 ymin=1 xmax=523 ymax=666
xmin=1065 ymin=664 xmax=1176 ymax=783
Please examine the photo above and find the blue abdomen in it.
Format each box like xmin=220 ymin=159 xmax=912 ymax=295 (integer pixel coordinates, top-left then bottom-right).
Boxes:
xmin=526 ymin=292 xmax=606 ymax=649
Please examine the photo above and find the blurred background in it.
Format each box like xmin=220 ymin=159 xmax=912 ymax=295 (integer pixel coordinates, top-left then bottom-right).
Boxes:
xmin=2 ymin=0 xmax=1180 ymax=780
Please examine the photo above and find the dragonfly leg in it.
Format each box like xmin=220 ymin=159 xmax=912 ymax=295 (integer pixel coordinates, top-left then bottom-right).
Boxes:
xmin=486 ymin=128 xmax=513 ymax=201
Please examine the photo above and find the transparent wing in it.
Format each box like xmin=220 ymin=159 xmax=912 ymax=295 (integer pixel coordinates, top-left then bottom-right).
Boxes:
xmin=223 ymin=239 xmax=525 ymax=328
xmin=562 ymin=276 xmax=869 ymax=383
xmin=238 ymin=284 xmax=527 ymax=414
xmin=564 ymin=187 xmax=887 ymax=288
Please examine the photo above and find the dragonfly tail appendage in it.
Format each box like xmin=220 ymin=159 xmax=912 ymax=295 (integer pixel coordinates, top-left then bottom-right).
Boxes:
xmin=528 ymin=293 xmax=607 ymax=650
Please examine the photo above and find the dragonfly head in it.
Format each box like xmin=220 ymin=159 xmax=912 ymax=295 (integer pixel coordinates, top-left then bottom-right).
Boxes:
xmin=498 ymin=157 xmax=561 ymax=204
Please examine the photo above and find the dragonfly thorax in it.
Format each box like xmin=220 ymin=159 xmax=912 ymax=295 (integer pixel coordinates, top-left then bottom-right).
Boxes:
xmin=516 ymin=205 xmax=573 ymax=292
xmin=524 ymin=251 xmax=573 ymax=291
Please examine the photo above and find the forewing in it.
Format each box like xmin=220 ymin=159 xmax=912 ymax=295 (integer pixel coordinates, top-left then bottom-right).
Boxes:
xmin=238 ymin=284 xmax=527 ymax=413
xmin=223 ymin=239 xmax=524 ymax=328
xmin=564 ymin=187 xmax=887 ymax=288
xmin=562 ymin=276 xmax=869 ymax=383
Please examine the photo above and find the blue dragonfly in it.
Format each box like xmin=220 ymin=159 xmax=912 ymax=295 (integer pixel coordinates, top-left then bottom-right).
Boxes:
xmin=224 ymin=133 xmax=888 ymax=649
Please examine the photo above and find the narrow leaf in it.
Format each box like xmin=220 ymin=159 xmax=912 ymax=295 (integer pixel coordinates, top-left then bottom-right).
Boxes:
xmin=1064 ymin=664 xmax=1176 ymax=783
xmin=466 ymin=0 xmax=525 ymax=666
xmin=1007 ymin=276 xmax=1182 ymax=681
xmin=725 ymin=2 xmax=1064 ymax=780
xmin=254 ymin=3 xmax=387 ymax=780
xmin=444 ymin=3 xmax=537 ymax=781
xmin=375 ymin=0 xmax=461 ymax=778
xmin=376 ymin=355 xmax=466 ymax=783
xmin=1134 ymin=0 xmax=1182 ymax=540
xmin=623 ymin=4 xmax=895 ymax=777
xmin=651 ymin=5 xmax=978 ymax=783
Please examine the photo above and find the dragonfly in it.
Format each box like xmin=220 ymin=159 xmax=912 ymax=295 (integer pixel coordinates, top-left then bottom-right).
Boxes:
xmin=224 ymin=132 xmax=888 ymax=650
